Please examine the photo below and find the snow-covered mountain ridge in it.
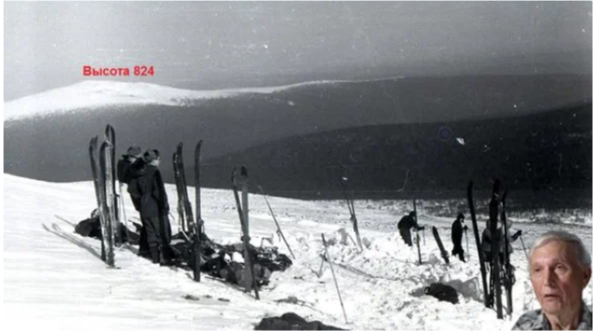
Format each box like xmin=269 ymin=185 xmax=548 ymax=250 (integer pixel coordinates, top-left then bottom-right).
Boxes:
xmin=3 ymin=77 xmax=398 ymax=121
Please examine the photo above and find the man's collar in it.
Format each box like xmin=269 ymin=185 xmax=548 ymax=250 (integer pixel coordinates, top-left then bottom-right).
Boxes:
xmin=536 ymin=302 xmax=591 ymax=330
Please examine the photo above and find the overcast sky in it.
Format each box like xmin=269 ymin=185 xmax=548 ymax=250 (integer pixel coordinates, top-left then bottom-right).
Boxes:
xmin=4 ymin=1 xmax=592 ymax=101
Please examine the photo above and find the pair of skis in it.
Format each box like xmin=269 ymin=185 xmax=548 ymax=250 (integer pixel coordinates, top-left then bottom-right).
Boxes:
xmin=172 ymin=141 xmax=204 ymax=282
xmin=88 ymin=125 xmax=117 ymax=268
xmin=339 ymin=177 xmax=363 ymax=252
xmin=231 ymin=167 xmax=259 ymax=299
xmin=468 ymin=180 xmax=513 ymax=318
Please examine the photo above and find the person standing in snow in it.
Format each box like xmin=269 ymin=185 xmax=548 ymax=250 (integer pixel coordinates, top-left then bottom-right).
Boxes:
xmin=118 ymin=146 xmax=149 ymax=256
xmin=128 ymin=149 xmax=173 ymax=264
xmin=117 ymin=146 xmax=142 ymax=185
xmin=481 ymin=219 xmax=496 ymax=264
xmin=482 ymin=219 xmax=522 ymax=264
xmin=397 ymin=211 xmax=424 ymax=247
xmin=451 ymin=213 xmax=468 ymax=262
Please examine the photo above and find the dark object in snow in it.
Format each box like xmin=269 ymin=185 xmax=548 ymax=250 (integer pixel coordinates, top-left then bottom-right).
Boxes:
xmin=183 ymin=294 xmax=200 ymax=301
xmin=168 ymin=234 xmax=292 ymax=288
xmin=254 ymin=313 xmax=345 ymax=330
xmin=74 ymin=213 xmax=141 ymax=245
xmin=425 ymin=283 xmax=459 ymax=305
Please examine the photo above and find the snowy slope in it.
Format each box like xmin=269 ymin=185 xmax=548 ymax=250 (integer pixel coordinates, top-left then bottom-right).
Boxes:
xmin=3 ymin=174 xmax=593 ymax=330
xmin=4 ymin=78 xmax=391 ymax=121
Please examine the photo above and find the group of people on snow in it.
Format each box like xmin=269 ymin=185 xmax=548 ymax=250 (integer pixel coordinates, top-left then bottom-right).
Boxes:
xmin=79 ymin=145 xmax=592 ymax=330
xmin=396 ymin=206 xmax=592 ymax=331
xmin=397 ymin=209 xmax=521 ymax=265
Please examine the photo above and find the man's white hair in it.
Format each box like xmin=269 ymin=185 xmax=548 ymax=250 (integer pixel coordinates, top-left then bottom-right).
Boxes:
xmin=529 ymin=230 xmax=592 ymax=267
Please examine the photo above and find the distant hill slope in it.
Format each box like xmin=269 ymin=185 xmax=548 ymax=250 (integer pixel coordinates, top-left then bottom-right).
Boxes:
xmin=4 ymin=75 xmax=591 ymax=203
xmin=203 ymin=103 xmax=591 ymax=208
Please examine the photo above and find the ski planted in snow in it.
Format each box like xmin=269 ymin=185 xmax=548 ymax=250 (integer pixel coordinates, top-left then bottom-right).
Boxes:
xmin=99 ymin=141 xmax=115 ymax=267
xmin=104 ymin=125 xmax=121 ymax=246
xmin=89 ymin=136 xmax=106 ymax=262
xmin=501 ymin=189 xmax=513 ymax=316
xmin=231 ymin=167 xmax=259 ymax=299
xmin=340 ymin=177 xmax=363 ymax=252
xmin=175 ymin=143 xmax=195 ymax=235
xmin=193 ymin=140 xmax=204 ymax=282
xmin=413 ymin=198 xmax=422 ymax=265
xmin=258 ymin=185 xmax=295 ymax=259
xmin=489 ymin=179 xmax=503 ymax=319
xmin=432 ymin=226 xmax=450 ymax=265
xmin=172 ymin=150 xmax=186 ymax=234
xmin=467 ymin=181 xmax=490 ymax=308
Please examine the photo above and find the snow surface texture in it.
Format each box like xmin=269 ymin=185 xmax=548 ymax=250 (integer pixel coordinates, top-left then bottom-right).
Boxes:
xmin=4 ymin=78 xmax=402 ymax=121
xmin=3 ymin=174 xmax=593 ymax=330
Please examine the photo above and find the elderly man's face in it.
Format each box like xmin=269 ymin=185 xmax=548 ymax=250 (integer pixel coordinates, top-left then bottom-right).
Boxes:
xmin=530 ymin=241 xmax=591 ymax=315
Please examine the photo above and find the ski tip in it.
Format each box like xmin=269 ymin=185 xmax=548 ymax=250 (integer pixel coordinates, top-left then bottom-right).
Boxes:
xmin=240 ymin=166 xmax=248 ymax=177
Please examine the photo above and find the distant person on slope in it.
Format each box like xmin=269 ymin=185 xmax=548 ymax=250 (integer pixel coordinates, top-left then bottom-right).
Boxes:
xmin=128 ymin=149 xmax=173 ymax=264
xmin=397 ymin=211 xmax=424 ymax=247
xmin=451 ymin=213 xmax=468 ymax=262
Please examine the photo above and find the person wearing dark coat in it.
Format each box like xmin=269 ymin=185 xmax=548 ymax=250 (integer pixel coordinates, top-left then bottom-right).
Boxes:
xmin=119 ymin=146 xmax=150 ymax=257
xmin=451 ymin=213 xmax=468 ymax=262
xmin=397 ymin=211 xmax=424 ymax=247
xmin=481 ymin=219 xmax=522 ymax=264
xmin=128 ymin=149 xmax=173 ymax=264
xmin=117 ymin=146 xmax=142 ymax=185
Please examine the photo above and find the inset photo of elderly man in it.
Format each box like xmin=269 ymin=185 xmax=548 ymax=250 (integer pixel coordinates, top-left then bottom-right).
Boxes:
xmin=513 ymin=231 xmax=592 ymax=330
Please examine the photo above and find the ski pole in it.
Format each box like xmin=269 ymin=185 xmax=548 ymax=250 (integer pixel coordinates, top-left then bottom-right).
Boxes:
xmin=322 ymin=234 xmax=348 ymax=324
xmin=422 ymin=228 xmax=426 ymax=245
xmin=465 ymin=229 xmax=469 ymax=260
xmin=519 ymin=234 xmax=529 ymax=260
xmin=118 ymin=182 xmax=131 ymax=245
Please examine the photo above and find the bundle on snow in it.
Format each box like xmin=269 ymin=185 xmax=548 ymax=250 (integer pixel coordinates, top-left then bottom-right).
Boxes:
xmin=424 ymin=283 xmax=459 ymax=304
xmin=74 ymin=214 xmax=293 ymax=287
xmin=74 ymin=215 xmax=141 ymax=245
xmin=254 ymin=312 xmax=345 ymax=330
xmin=170 ymin=233 xmax=293 ymax=287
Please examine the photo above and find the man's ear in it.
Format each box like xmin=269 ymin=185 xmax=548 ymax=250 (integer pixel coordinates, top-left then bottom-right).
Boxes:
xmin=581 ymin=266 xmax=592 ymax=288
